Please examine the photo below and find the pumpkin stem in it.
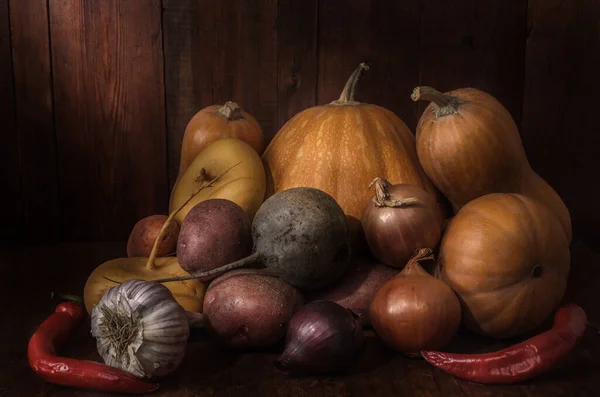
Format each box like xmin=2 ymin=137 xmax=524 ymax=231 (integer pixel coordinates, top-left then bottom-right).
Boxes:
xmin=369 ymin=177 xmax=420 ymax=208
xmin=332 ymin=63 xmax=370 ymax=105
xmin=411 ymin=86 xmax=460 ymax=117
xmin=217 ymin=101 xmax=244 ymax=120
xmin=145 ymin=162 xmax=241 ymax=270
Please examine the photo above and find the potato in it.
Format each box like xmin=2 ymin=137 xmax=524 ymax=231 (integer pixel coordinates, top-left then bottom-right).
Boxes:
xmin=203 ymin=269 xmax=304 ymax=348
xmin=126 ymin=215 xmax=179 ymax=258
xmin=177 ymin=199 xmax=252 ymax=274
xmin=308 ymin=257 xmax=398 ymax=326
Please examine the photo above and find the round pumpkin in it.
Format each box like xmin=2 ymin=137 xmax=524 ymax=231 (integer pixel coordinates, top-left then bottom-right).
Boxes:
xmin=178 ymin=101 xmax=264 ymax=176
xmin=169 ymin=138 xmax=266 ymax=225
xmin=437 ymin=193 xmax=570 ymax=339
xmin=262 ymin=64 xmax=439 ymax=248
xmin=412 ymin=86 xmax=571 ymax=242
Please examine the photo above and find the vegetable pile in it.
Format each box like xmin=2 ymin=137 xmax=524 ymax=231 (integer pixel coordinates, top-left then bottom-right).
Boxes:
xmin=28 ymin=65 xmax=588 ymax=393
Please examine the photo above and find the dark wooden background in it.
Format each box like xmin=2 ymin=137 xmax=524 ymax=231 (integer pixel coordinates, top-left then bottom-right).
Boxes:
xmin=1 ymin=0 xmax=598 ymax=246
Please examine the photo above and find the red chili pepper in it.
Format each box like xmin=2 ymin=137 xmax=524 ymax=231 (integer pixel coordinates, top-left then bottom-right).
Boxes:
xmin=421 ymin=304 xmax=587 ymax=384
xmin=28 ymin=301 xmax=159 ymax=394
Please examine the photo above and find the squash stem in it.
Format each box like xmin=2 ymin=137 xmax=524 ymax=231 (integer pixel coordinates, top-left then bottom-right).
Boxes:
xmin=151 ymin=252 xmax=263 ymax=283
xmin=217 ymin=101 xmax=243 ymax=120
xmin=144 ymin=162 xmax=241 ymax=270
xmin=334 ymin=63 xmax=370 ymax=104
xmin=411 ymin=86 xmax=459 ymax=116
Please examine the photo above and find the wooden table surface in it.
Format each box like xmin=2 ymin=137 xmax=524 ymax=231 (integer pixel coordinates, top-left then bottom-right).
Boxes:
xmin=1 ymin=240 xmax=599 ymax=397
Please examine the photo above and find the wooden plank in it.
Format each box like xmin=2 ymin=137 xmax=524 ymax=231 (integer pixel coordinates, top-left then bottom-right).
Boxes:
xmin=256 ymin=0 xmax=278 ymax=141
xmin=206 ymin=1 xmax=259 ymax=115
xmin=0 ymin=0 xmax=22 ymax=239
xmin=200 ymin=0 xmax=278 ymax=130
xmin=164 ymin=0 xmax=278 ymax=187
xmin=276 ymin=0 xmax=318 ymax=130
xmin=418 ymin=0 xmax=528 ymax=124
xmin=9 ymin=0 xmax=59 ymax=240
xmin=162 ymin=0 xmax=210 ymax=189
xmin=317 ymin=0 xmax=421 ymax=129
xmin=49 ymin=0 xmax=168 ymax=241
xmin=522 ymin=0 xmax=600 ymax=247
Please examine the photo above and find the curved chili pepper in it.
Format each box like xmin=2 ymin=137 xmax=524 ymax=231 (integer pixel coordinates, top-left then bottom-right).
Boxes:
xmin=421 ymin=304 xmax=587 ymax=384
xmin=28 ymin=301 xmax=159 ymax=394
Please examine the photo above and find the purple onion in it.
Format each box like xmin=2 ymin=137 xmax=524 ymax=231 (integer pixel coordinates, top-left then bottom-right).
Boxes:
xmin=276 ymin=300 xmax=363 ymax=374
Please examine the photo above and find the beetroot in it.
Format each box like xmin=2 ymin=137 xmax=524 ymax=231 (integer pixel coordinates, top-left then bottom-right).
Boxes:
xmin=155 ymin=187 xmax=351 ymax=291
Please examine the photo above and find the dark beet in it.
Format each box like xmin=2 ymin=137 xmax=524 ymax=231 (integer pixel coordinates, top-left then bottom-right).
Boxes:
xmin=203 ymin=269 xmax=304 ymax=348
xmin=309 ymin=257 xmax=398 ymax=326
xmin=177 ymin=199 xmax=252 ymax=274
xmin=251 ymin=187 xmax=351 ymax=289
xmin=154 ymin=187 xmax=351 ymax=291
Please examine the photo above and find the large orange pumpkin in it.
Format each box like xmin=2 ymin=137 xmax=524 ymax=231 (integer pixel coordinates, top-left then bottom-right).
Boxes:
xmin=262 ymin=64 xmax=438 ymax=248
xmin=412 ymin=86 xmax=571 ymax=242
xmin=436 ymin=193 xmax=570 ymax=339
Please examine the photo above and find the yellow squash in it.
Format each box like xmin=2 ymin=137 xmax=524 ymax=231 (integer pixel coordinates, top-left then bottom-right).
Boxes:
xmin=83 ymin=257 xmax=205 ymax=314
xmin=170 ymin=138 xmax=266 ymax=225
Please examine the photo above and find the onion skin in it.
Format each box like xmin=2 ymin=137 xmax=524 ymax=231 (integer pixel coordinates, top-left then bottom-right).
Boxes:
xmin=308 ymin=257 xmax=398 ymax=327
xmin=369 ymin=249 xmax=461 ymax=356
xmin=361 ymin=179 xmax=443 ymax=268
xmin=277 ymin=300 xmax=363 ymax=374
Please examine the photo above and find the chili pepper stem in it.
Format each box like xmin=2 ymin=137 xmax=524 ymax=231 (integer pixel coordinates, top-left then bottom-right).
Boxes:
xmin=51 ymin=293 xmax=83 ymax=305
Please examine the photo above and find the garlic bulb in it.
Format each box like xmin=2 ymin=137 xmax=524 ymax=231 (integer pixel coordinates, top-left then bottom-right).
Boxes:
xmin=91 ymin=279 xmax=190 ymax=378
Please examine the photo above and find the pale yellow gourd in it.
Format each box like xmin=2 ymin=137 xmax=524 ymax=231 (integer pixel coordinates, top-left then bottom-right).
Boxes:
xmin=170 ymin=139 xmax=266 ymax=224
xmin=84 ymin=257 xmax=205 ymax=314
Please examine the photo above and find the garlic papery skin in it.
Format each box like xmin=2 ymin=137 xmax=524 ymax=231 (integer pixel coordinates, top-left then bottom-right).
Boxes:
xmin=91 ymin=279 xmax=190 ymax=378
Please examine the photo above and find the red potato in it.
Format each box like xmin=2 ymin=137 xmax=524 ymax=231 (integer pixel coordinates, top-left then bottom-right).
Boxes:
xmin=308 ymin=257 xmax=398 ymax=327
xmin=177 ymin=199 xmax=253 ymax=274
xmin=203 ymin=269 xmax=304 ymax=348
xmin=126 ymin=215 xmax=179 ymax=258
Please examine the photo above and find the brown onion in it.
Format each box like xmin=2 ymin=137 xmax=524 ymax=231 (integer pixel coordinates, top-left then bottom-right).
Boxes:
xmin=361 ymin=178 xmax=443 ymax=268
xmin=277 ymin=300 xmax=363 ymax=374
xmin=369 ymin=248 xmax=461 ymax=356
xmin=308 ymin=257 xmax=398 ymax=327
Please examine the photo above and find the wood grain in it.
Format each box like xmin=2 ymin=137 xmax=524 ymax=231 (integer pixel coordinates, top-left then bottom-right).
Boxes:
xmin=9 ymin=0 xmax=59 ymax=240
xmin=207 ymin=0 xmax=277 ymax=134
xmin=317 ymin=0 xmax=421 ymax=129
xmin=162 ymin=0 xmax=208 ymax=189
xmin=164 ymin=0 xmax=278 ymax=187
xmin=1 ymin=240 xmax=598 ymax=396
xmin=521 ymin=0 xmax=600 ymax=248
xmin=48 ymin=0 xmax=168 ymax=241
xmin=418 ymin=0 xmax=528 ymax=124
xmin=256 ymin=0 xmax=278 ymax=141
xmin=0 ymin=0 xmax=22 ymax=239
xmin=276 ymin=0 xmax=318 ymax=130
